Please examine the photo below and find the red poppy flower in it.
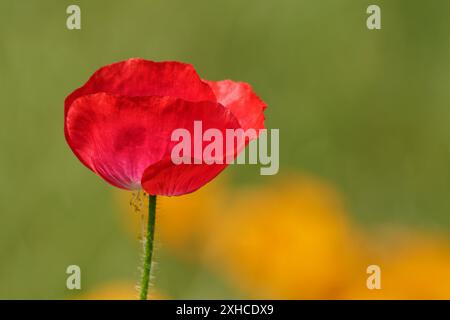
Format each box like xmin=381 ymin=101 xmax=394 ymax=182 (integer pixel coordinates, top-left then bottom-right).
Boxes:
xmin=64 ymin=58 xmax=266 ymax=196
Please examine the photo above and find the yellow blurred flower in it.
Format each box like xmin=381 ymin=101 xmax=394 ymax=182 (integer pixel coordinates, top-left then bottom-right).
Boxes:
xmin=342 ymin=234 xmax=450 ymax=299
xmin=206 ymin=175 xmax=366 ymax=299
xmin=114 ymin=171 xmax=450 ymax=300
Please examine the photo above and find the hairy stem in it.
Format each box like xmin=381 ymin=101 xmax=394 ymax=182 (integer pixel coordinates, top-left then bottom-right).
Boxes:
xmin=140 ymin=194 xmax=156 ymax=300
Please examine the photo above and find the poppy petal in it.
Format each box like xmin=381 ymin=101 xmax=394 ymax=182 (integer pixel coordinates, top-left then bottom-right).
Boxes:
xmin=141 ymin=157 xmax=228 ymax=196
xmin=205 ymin=80 xmax=267 ymax=131
xmin=65 ymin=93 xmax=240 ymax=190
xmin=65 ymin=59 xmax=216 ymax=117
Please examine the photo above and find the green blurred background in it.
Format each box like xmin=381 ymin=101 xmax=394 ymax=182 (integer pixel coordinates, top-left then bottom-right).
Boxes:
xmin=1 ymin=0 xmax=450 ymax=299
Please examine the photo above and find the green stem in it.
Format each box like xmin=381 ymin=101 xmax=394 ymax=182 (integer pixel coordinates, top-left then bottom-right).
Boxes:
xmin=140 ymin=194 xmax=156 ymax=300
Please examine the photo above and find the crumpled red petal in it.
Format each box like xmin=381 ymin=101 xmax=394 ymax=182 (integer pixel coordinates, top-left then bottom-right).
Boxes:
xmin=141 ymin=157 xmax=228 ymax=196
xmin=205 ymin=80 xmax=267 ymax=131
xmin=65 ymin=59 xmax=216 ymax=117
xmin=65 ymin=92 xmax=240 ymax=190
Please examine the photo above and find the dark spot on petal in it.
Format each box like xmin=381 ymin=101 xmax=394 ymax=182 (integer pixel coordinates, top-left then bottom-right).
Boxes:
xmin=115 ymin=126 xmax=146 ymax=152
